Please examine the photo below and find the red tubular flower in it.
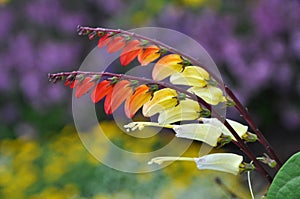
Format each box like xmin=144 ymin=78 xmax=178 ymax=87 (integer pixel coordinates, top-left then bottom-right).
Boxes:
xmin=90 ymin=80 xmax=113 ymax=103
xmin=107 ymin=36 xmax=126 ymax=53
xmin=74 ymin=77 xmax=95 ymax=98
xmin=110 ymin=80 xmax=133 ymax=113
xmin=124 ymin=84 xmax=153 ymax=118
xmin=104 ymin=89 xmax=113 ymax=114
xmin=98 ymin=34 xmax=112 ymax=48
xmin=138 ymin=45 xmax=161 ymax=66
xmin=64 ymin=79 xmax=75 ymax=88
xmin=120 ymin=40 xmax=142 ymax=66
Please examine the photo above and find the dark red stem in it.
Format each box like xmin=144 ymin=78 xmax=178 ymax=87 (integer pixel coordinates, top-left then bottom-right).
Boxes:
xmin=225 ymin=86 xmax=283 ymax=169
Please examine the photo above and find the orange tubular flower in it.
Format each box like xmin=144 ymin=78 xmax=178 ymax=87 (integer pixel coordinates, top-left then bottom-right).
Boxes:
xmin=152 ymin=54 xmax=185 ymax=81
xmin=106 ymin=36 xmax=126 ymax=53
xmin=110 ymin=80 xmax=133 ymax=113
xmin=138 ymin=45 xmax=161 ymax=66
xmin=74 ymin=77 xmax=95 ymax=98
xmin=124 ymin=84 xmax=153 ymax=118
xmin=90 ymin=80 xmax=113 ymax=103
xmin=98 ymin=34 xmax=112 ymax=48
xmin=120 ymin=40 xmax=142 ymax=66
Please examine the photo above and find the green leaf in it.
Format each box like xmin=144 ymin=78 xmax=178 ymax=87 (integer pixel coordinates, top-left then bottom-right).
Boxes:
xmin=267 ymin=151 xmax=300 ymax=199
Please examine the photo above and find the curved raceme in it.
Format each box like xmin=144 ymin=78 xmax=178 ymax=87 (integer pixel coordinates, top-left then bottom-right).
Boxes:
xmin=93 ymin=32 xmax=228 ymax=106
xmin=50 ymin=27 xmax=263 ymax=176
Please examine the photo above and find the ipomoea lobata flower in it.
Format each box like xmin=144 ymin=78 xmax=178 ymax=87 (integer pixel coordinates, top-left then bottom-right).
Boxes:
xmin=138 ymin=45 xmax=161 ymax=66
xmin=157 ymin=99 xmax=203 ymax=124
xmin=173 ymin=123 xmax=222 ymax=147
xmin=124 ymin=117 xmax=255 ymax=146
xmin=188 ymin=85 xmax=226 ymax=105
xmin=124 ymin=84 xmax=153 ymax=118
xmin=148 ymin=153 xmax=244 ymax=175
xmin=152 ymin=54 xmax=186 ymax=81
xmin=124 ymin=121 xmax=222 ymax=147
xmin=120 ymin=40 xmax=142 ymax=66
xmin=170 ymin=66 xmax=210 ymax=87
xmin=200 ymin=118 xmax=250 ymax=141
xmin=142 ymin=88 xmax=180 ymax=117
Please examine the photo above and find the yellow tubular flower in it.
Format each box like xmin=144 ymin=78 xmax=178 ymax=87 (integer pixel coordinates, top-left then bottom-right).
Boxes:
xmin=148 ymin=153 xmax=243 ymax=175
xmin=173 ymin=123 xmax=222 ymax=147
xmin=158 ymin=99 xmax=202 ymax=124
xmin=170 ymin=66 xmax=210 ymax=87
xmin=201 ymin=118 xmax=248 ymax=141
xmin=152 ymin=54 xmax=184 ymax=81
xmin=142 ymin=88 xmax=178 ymax=117
xmin=188 ymin=85 xmax=226 ymax=105
xmin=124 ymin=121 xmax=222 ymax=147
xmin=194 ymin=153 xmax=243 ymax=175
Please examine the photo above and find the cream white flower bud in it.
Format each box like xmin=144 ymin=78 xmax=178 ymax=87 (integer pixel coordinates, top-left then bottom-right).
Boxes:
xmin=148 ymin=153 xmax=243 ymax=175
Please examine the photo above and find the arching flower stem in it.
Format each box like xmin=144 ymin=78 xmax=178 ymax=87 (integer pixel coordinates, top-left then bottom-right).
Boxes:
xmin=49 ymin=70 xmax=273 ymax=183
xmin=77 ymin=25 xmax=282 ymax=170
xmin=225 ymin=86 xmax=283 ymax=169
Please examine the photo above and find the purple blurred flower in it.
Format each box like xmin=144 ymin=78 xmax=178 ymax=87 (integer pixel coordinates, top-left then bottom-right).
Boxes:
xmin=0 ymin=8 xmax=13 ymax=38
xmin=58 ymin=14 xmax=88 ymax=33
xmin=9 ymin=34 xmax=35 ymax=71
xmin=91 ymin=0 xmax=124 ymax=14
xmin=37 ymin=41 xmax=81 ymax=73
xmin=25 ymin=0 xmax=63 ymax=26
xmin=281 ymin=107 xmax=300 ymax=130
xmin=252 ymin=0 xmax=285 ymax=37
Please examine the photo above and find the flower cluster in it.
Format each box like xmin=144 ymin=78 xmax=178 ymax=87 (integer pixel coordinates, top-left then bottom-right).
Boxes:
xmin=49 ymin=27 xmax=266 ymax=176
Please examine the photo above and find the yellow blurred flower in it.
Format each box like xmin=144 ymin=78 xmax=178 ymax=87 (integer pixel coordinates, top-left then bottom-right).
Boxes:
xmin=30 ymin=184 xmax=79 ymax=199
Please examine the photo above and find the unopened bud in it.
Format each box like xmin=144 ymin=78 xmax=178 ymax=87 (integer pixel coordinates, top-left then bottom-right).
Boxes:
xmin=199 ymin=109 xmax=211 ymax=117
xmin=242 ymin=132 xmax=258 ymax=142
xmin=239 ymin=162 xmax=255 ymax=173
xmin=217 ymin=135 xmax=232 ymax=148
xmin=177 ymin=92 xmax=186 ymax=101
xmin=90 ymin=75 xmax=101 ymax=82
xmin=75 ymin=74 xmax=85 ymax=82
xmin=257 ymin=153 xmax=277 ymax=168
xmin=88 ymin=31 xmax=97 ymax=40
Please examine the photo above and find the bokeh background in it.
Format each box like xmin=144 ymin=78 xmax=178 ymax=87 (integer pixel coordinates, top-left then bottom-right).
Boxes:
xmin=1 ymin=0 xmax=299 ymax=198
